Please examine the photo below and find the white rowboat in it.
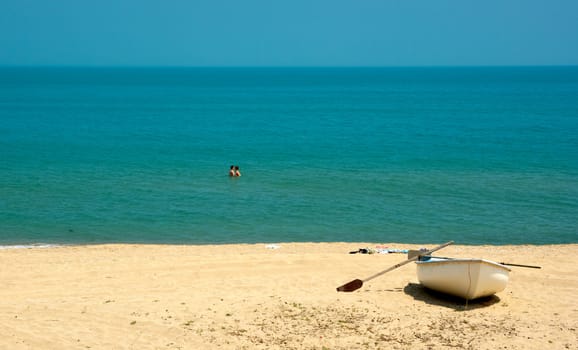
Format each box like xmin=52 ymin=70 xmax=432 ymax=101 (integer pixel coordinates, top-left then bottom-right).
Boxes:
xmin=416 ymin=257 xmax=511 ymax=300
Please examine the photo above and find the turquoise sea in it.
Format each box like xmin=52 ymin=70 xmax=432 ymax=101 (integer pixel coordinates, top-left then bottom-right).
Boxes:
xmin=1 ymin=67 xmax=577 ymax=246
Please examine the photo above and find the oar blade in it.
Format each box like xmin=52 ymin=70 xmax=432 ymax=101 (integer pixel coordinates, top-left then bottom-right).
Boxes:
xmin=336 ymin=279 xmax=363 ymax=292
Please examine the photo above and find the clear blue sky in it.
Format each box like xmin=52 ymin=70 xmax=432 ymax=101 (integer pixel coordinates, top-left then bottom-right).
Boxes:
xmin=2 ymin=0 xmax=578 ymax=66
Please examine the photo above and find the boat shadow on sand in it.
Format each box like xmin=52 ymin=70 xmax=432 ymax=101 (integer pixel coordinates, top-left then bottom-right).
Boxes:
xmin=403 ymin=283 xmax=501 ymax=311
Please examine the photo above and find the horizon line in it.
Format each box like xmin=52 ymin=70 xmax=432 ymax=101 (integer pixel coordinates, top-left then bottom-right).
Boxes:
xmin=1 ymin=64 xmax=578 ymax=69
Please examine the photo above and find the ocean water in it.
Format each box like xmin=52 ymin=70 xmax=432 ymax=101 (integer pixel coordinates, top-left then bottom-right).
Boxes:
xmin=1 ymin=66 xmax=577 ymax=246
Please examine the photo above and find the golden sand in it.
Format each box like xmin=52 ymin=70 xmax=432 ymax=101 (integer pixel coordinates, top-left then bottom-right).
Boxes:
xmin=1 ymin=243 xmax=576 ymax=349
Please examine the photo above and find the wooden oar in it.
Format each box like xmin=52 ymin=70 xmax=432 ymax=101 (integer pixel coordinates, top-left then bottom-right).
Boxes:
xmin=499 ymin=262 xmax=541 ymax=269
xmin=336 ymin=241 xmax=454 ymax=292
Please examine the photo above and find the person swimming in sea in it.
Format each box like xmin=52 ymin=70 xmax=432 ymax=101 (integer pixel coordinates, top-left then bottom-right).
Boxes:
xmin=229 ymin=165 xmax=241 ymax=177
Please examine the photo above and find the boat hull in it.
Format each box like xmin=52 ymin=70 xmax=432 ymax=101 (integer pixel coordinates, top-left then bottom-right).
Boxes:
xmin=416 ymin=258 xmax=510 ymax=300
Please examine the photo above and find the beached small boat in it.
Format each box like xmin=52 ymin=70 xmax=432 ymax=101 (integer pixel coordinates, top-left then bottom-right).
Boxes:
xmin=415 ymin=257 xmax=511 ymax=300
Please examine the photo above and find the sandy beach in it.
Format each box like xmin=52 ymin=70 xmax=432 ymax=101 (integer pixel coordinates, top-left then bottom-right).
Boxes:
xmin=0 ymin=243 xmax=576 ymax=349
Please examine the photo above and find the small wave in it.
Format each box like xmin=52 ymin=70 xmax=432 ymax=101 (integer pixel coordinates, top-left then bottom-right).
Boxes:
xmin=0 ymin=243 xmax=61 ymax=250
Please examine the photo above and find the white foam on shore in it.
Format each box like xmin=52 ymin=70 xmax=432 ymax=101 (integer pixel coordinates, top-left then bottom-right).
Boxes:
xmin=0 ymin=243 xmax=62 ymax=250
